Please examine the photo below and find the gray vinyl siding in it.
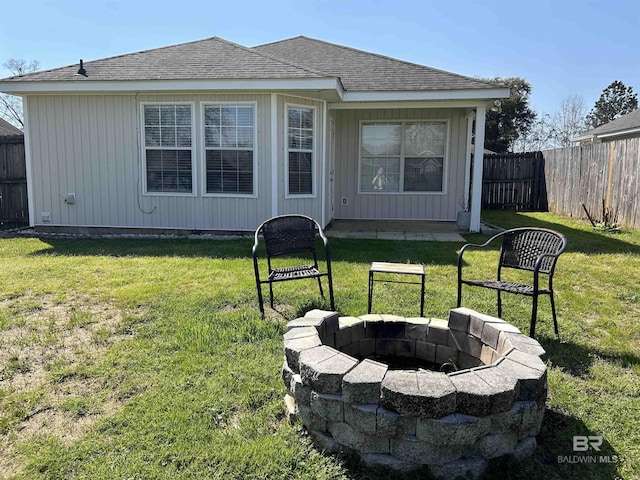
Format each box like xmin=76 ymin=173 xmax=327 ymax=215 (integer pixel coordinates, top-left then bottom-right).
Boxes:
xmin=28 ymin=95 xmax=145 ymax=229
xmin=24 ymin=93 xmax=467 ymax=231
xmin=332 ymin=108 xmax=468 ymax=221
xmin=25 ymin=93 xmax=324 ymax=231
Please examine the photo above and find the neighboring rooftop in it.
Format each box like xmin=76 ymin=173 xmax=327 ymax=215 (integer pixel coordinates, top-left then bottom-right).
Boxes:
xmin=0 ymin=118 xmax=23 ymax=136
xmin=573 ymin=108 xmax=640 ymax=142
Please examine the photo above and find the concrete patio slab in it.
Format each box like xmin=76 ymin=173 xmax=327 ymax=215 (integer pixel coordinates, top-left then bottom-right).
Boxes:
xmin=324 ymin=220 xmax=466 ymax=242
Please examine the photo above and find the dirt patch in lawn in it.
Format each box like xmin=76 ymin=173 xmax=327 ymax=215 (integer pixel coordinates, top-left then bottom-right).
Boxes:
xmin=0 ymin=295 xmax=137 ymax=478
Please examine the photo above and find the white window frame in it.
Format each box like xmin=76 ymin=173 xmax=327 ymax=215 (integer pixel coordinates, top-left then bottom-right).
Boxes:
xmin=357 ymin=119 xmax=450 ymax=195
xmin=140 ymin=102 xmax=196 ymax=197
xmin=201 ymin=101 xmax=258 ymax=198
xmin=285 ymin=103 xmax=316 ymax=199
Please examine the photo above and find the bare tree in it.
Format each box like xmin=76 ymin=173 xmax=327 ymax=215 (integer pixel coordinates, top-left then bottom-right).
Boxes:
xmin=1 ymin=59 xmax=40 ymax=128
xmin=514 ymin=95 xmax=590 ymax=152
xmin=512 ymin=113 xmax=556 ymax=152
xmin=552 ymin=94 xmax=588 ymax=147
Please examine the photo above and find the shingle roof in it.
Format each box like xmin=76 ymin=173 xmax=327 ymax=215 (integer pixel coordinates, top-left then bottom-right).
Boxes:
xmin=0 ymin=118 xmax=23 ymax=136
xmin=2 ymin=37 xmax=329 ymax=83
xmin=252 ymin=36 xmax=495 ymax=92
xmin=1 ymin=35 xmax=496 ymax=94
xmin=583 ymin=109 xmax=640 ymax=137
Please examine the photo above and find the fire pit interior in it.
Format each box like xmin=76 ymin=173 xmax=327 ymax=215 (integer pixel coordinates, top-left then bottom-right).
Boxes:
xmin=282 ymin=308 xmax=548 ymax=480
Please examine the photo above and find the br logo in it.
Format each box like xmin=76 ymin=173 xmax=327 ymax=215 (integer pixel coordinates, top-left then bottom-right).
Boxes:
xmin=573 ymin=436 xmax=603 ymax=452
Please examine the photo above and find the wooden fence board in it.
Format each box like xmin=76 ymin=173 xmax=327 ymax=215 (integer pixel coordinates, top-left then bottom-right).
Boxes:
xmin=482 ymin=152 xmax=545 ymax=211
xmin=0 ymin=135 xmax=28 ymax=229
xmin=542 ymin=137 xmax=640 ymax=230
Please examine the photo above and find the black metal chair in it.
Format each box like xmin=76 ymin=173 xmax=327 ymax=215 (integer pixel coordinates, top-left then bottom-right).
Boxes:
xmin=252 ymin=215 xmax=335 ymax=316
xmin=457 ymin=227 xmax=567 ymax=338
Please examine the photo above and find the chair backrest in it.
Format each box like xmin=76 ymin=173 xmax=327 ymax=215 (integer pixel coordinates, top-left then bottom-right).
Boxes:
xmin=258 ymin=215 xmax=320 ymax=258
xmin=499 ymin=228 xmax=567 ymax=274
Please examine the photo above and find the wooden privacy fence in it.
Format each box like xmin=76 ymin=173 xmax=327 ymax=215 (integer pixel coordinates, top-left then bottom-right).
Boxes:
xmin=481 ymin=152 xmax=547 ymax=211
xmin=542 ymin=138 xmax=640 ymax=230
xmin=0 ymin=135 xmax=29 ymax=229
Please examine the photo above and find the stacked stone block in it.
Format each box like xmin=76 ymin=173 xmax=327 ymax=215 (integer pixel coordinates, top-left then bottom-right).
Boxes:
xmin=282 ymin=308 xmax=547 ymax=480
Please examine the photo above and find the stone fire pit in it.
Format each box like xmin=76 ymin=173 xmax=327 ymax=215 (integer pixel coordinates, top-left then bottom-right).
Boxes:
xmin=281 ymin=308 xmax=547 ymax=480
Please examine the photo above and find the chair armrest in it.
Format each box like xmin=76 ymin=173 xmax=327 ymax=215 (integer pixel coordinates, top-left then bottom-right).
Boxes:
xmin=317 ymin=228 xmax=330 ymax=257
xmin=252 ymin=224 xmax=264 ymax=261
xmin=315 ymin=228 xmax=333 ymax=283
xmin=457 ymin=231 xmax=506 ymax=279
xmin=458 ymin=241 xmax=488 ymax=257
xmin=459 ymin=229 xmax=507 ymax=257
xmin=252 ymin=228 xmax=263 ymax=282
xmin=457 ymin=233 xmax=502 ymax=264
xmin=457 ymin=243 xmax=484 ymax=280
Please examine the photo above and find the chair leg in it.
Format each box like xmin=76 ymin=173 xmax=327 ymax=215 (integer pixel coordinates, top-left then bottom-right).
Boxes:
xmin=317 ymin=276 xmax=324 ymax=298
xmin=497 ymin=290 xmax=502 ymax=319
xmin=420 ymin=274 xmax=425 ymax=318
xmin=529 ymin=294 xmax=539 ymax=339
xmin=456 ymin=282 xmax=462 ymax=308
xmin=328 ymin=276 xmax=335 ymax=311
xmin=269 ymin=281 xmax=275 ymax=309
xmin=368 ymin=271 xmax=374 ymax=314
xmin=256 ymin=282 xmax=265 ymax=317
xmin=549 ymin=291 xmax=560 ymax=338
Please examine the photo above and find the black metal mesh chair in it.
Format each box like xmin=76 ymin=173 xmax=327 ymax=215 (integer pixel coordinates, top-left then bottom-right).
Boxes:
xmin=252 ymin=215 xmax=335 ymax=316
xmin=457 ymin=227 xmax=567 ymax=338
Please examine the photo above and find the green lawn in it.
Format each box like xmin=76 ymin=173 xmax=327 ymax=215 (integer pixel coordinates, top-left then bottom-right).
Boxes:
xmin=0 ymin=211 xmax=638 ymax=479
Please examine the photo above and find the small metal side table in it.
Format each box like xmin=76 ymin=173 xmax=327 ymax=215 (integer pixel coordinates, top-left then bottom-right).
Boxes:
xmin=368 ymin=261 xmax=426 ymax=316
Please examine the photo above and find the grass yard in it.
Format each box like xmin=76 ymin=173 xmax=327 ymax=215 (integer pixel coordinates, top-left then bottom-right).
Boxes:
xmin=0 ymin=211 xmax=638 ymax=479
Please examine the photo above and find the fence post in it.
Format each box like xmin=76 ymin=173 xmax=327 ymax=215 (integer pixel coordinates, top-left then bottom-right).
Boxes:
xmin=605 ymin=141 xmax=616 ymax=212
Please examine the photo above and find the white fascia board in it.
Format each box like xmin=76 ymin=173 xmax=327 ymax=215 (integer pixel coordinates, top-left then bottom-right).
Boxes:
xmin=571 ymin=127 xmax=640 ymax=143
xmin=329 ymin=99 xmax=497 ymax=110
xmin=596 ymin=127 xmax=640 ymax=139
xmin=0 ymin=77 xmax=344 ymax=96
xmin=570 ymin=133 xmax=594 ymax=142
xmin=341 ymin=88 xmax=510 ymax=103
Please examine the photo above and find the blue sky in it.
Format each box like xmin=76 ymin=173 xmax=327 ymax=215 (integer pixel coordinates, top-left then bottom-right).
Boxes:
xmin=1 ymin=0 xmax=638 ymax=116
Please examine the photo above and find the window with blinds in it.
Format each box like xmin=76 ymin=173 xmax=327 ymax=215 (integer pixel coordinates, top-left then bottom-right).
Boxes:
xmin=143 ymin=104 xmax=193 ymax=193
xmin=204 ymin=104 xmax=255 ymax=195
xmin=360 ymin=121 xmax=446 ymax=193
xmin=287 ymin=106 xmax=314 ymax=195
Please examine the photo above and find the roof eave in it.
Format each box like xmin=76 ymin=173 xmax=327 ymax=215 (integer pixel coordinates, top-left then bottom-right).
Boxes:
xmin=571 ymin=133 xmax=594 ymax=143
xmin=596 ymin=126 xmax=640 ymax=139
xmin=341 ymin=87 xmax=510 ymax=103
xmin=572 ymin=126 xmax=640 ymax=143
xmin=0 ymin=77 xmax=345 ymax=100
